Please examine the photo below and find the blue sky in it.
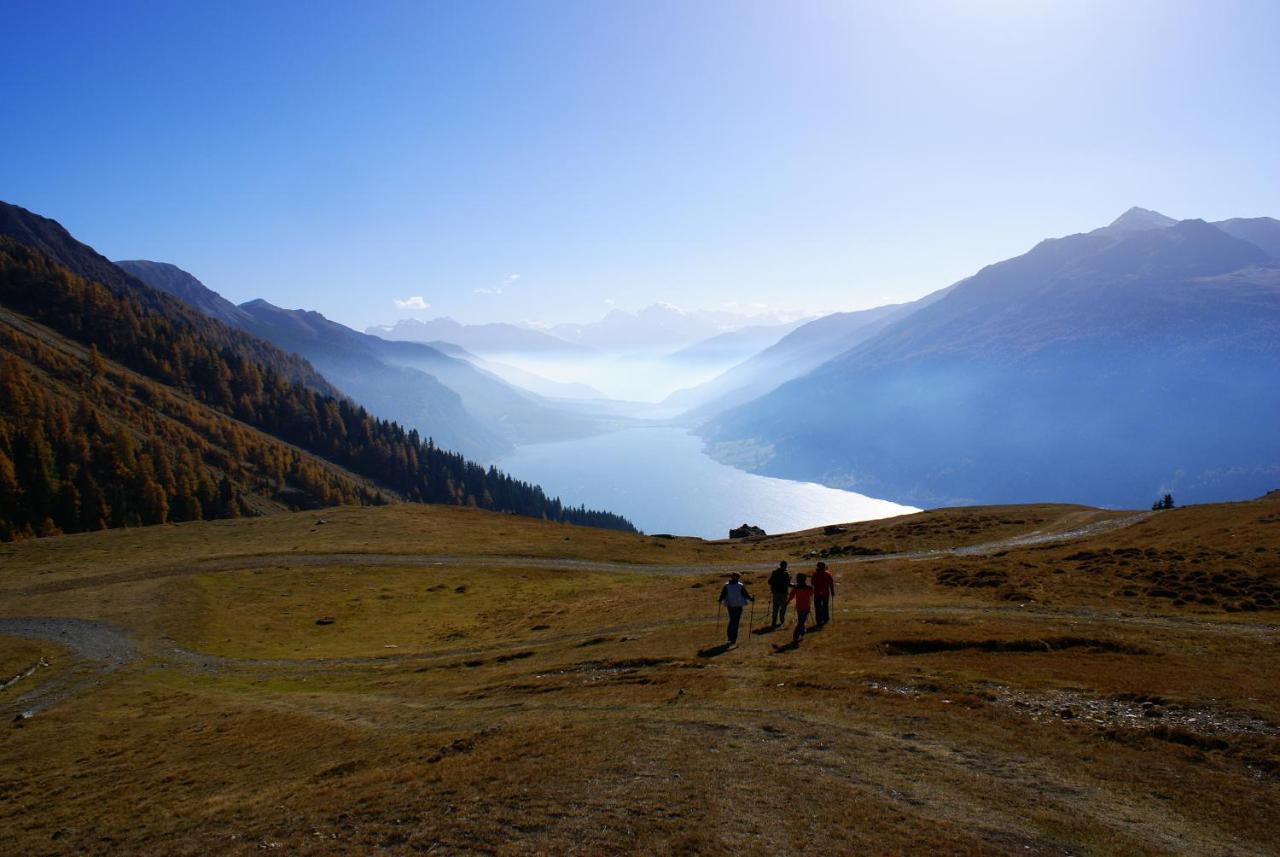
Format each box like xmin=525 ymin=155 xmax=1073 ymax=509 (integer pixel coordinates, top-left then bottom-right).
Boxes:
xmin=2 ymin=0 xmax=1277 ymax=330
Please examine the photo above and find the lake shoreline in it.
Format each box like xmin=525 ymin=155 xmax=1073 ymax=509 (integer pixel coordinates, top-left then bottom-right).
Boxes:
xmin=497 ymin=425 xmax=918 ymax=539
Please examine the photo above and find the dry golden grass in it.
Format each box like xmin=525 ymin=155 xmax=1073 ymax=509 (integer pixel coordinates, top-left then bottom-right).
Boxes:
xmin=0 ymin=635 xmax=60 ymax=680
xmin=754 ymin=504 xmax=1128 ymax=556
xmin=1 ymin=496 xmax=1277 ymax=855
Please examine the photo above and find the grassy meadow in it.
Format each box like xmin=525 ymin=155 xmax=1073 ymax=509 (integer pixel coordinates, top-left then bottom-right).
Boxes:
xmin=1 ymin=497 xmax=1277 ymax=855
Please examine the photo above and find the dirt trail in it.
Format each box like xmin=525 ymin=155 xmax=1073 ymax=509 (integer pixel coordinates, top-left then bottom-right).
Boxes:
xmin=8 ymin=511 xmax=1154 ymax=597
xmin=0 ymin=618 xmax=138 ymax=718
xmin=886 ymin=511 xmax=1155 ymax=560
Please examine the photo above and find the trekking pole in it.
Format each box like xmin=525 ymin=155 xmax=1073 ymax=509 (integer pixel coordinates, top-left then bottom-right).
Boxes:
xmin=715 ymin=599 xmax=723 ymax=644
xmin=748 ymin=598 xmax=757 ymax=645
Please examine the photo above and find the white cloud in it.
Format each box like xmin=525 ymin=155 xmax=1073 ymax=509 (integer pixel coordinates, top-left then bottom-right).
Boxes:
xmin=473 ymin=273 xmax=519 ymax=296
xmin=393 ymin=296 xmax=430 ymax=311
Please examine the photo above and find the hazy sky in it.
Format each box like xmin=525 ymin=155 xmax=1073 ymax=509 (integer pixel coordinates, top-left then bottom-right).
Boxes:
xmin=2 ymin=0 xmax=1277 ymax=331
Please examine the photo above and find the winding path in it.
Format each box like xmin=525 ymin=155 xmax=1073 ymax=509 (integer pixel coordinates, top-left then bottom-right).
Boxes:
xmin=10 ymin=511 xmax=1154 ymax=597
xmin=1 ymin=510 xmax=1165 ymax=717
xmin=0 ymin=618 xmax=138 ymax=717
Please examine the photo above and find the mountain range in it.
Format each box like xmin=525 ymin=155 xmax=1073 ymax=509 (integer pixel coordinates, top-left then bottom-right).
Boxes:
xmin=370 ymin=303 xmax=805 ymax=356
xmin=367 ymin=318 xmax=590 ymax=355
xmin=663 ymin=318 xmax=811 ymax=366
xmin=6 ymin=195 xmax=1276 ymax=531
xmin=0 ymin=201 xmax=635 ymax=540
xmin=116 ymin=262 xmax=606 ymax=461
xmin=664 ymin=302 xmax=922 ymax=418
xmin=547 ymin=304 xmax=797 ymax=351
xmin=699 ymin=208 xmax=1280 ymax=507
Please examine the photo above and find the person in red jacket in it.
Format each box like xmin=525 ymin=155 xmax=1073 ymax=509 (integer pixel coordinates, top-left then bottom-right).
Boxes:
xmin=787 ymin=573 xmax=814 ymax=642
xmin=812 ymin=561 xmax=835 ymax=627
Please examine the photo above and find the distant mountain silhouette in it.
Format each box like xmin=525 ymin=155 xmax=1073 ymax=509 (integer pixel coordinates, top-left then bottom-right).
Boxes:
xmin=665 ymin=319 xmax=809 ymax=365
xmin=1213 ymin=217 xmax=1280 ymax=260
xmin=665 ymin=300 xmax=935 ymax=418
xmin=368 ymin=317 xmax=590 ymax=355
xmin=424 ymin=342 xmax=607 ymax=400
xmin=551 ymin=304 xmax=720 ymax=350
xmin=704 ymin=211 xmax=1280 ymax=507
xmin=549 ymin=303 xmax=795 ymax=351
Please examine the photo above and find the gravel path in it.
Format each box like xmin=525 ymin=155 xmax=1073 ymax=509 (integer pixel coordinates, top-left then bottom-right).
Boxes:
xmin=10 ymin=512 xmax=1154 ymax=597
xmin=0 ymin=617 xmax=139 ymax=718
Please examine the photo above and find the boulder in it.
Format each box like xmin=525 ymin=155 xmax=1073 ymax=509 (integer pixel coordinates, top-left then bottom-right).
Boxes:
xmin=729 ymin=523 xmax=766 ymax=539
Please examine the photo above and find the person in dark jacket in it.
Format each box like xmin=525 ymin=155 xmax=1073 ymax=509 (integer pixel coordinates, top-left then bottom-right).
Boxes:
xmin=767 ymin=561 xmax=791 ymax=627
xmin=812 ymin=561 xmax=835 ymax=626
xmin=718 ymin=572 xmax=755 ymax=645
xmin=787 ymin=573 xmax=814 ymax=642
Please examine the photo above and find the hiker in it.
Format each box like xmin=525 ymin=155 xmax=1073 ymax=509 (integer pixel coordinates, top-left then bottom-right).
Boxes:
xmin=787 ymin=572 xmax=814 ymax=642
xmin=812 ymin=561 xmax=835 ymax=626
xmin=768 ymin=560 xmax=792 ymax=627
xmin=718 ymin=572 xmax=755 ymax=645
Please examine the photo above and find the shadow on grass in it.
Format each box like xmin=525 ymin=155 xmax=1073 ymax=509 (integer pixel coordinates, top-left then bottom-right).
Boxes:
xmin=771 ymin=640 xmax=801 ymax=653
xmin=751 ymin=625 xmax=780 ymax=636
xmin=697 ymin=643 xmax=735 ymax=658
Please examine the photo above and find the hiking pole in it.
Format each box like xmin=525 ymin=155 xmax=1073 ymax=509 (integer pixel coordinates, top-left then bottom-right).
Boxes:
xmin=748 ymin=598 xmax=757 ymax=645
xmin=715 ymin=599 xmax=723 ymax=644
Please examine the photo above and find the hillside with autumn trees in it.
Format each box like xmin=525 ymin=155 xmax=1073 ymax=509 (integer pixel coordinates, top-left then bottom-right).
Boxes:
xmin=0 ymin=203 xmax=636 ymax=540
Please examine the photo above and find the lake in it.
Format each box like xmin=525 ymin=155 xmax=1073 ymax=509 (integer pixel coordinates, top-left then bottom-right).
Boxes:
xmin=497 ymin=426 xmax=918 ymax=539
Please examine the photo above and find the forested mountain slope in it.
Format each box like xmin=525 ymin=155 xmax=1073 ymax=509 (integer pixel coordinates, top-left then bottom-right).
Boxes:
xmin=0 ymin=204 xmax=635 ymax=539
xmin=0 ymin=204 xmax=333 ymax=393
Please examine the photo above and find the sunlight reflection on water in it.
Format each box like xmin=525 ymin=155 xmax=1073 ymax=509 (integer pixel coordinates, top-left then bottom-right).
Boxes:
xmin=497 ymin=426 xmax=918 ymax=538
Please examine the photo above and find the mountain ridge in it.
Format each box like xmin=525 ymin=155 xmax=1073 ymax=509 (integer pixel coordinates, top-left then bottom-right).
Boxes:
xmin=1107 ymin=206 xmax=1178 ymax=232
xmin=121 ymin=263 xmax=611 ymax=457
xmin=367 ymin=317 xmax=590 ymax=355
xmin=0 ymin=200 xmax=636 ymax=538
xmin=703 ymin=211 xmax=1280 ymax=507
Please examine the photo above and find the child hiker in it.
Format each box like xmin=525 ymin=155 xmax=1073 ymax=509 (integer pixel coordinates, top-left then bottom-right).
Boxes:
xmin=787 ymin=572 xmax=814 ymax=642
